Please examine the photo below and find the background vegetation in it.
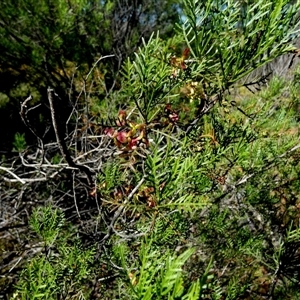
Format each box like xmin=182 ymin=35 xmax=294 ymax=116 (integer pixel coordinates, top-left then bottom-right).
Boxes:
xmin=0 ymin=0 xmax=300 ymax=299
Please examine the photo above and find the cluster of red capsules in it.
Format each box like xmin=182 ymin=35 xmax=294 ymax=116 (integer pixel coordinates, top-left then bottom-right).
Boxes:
xmin=104 ymin=102 xmax=180 ymax=150
xmin=104 ymin=110 xmax=149 ymax=151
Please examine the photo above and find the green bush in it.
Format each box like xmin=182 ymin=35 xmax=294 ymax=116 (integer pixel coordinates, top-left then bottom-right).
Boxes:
xmin=2 ymin=0 xmax=300 ymax=299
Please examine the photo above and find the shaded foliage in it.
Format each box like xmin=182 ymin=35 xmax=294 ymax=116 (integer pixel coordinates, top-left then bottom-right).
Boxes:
xmin=0 ymin=0 xmax=181 ymax=151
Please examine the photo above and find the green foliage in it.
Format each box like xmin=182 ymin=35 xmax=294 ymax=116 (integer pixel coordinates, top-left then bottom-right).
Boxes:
xmin=0 ymin=92 xmax=9 ymax=108
xmin=97 ymin=159 xmax=124 ymax=195
xmin=0 ymin=0 xmax=181 ymax=151
xmin=29 ymin=205 xmax=65 ymax=247
xmin=145 ymin=136 xmax=211 ymax=210
xmin=12 ymin=132 xmax=27 ymax=152
xmin=2 ymin=0 xmax=300 ymax=299
xmin=62 ymin=0 xmax=300 ymax=296
xmin=51 ymin=153 xmax=62 ymax=165
xmin=151 ymin=211 xmax=190 ymax=247
xmin=179 ymin=0 xmax=300 ymax=93
xmin=114 ymin=237 xmax=208 ymax=300
xmin=13 ymin=206 xmax=95 ymax=299
xmin=120 ymin=34 xmax=180 ymax=123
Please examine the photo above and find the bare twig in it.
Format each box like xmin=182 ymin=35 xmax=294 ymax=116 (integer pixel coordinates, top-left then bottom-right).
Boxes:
xmin=20 ymin=95 xmax=45 ymax=163
xmin=85 ymin=55 xmax=115 ymax=80
xmin=73 ymin=172 xmax=81 ymax=219
xmin=47 ymin=87 xmax=95 ymax=186
xmin=0 ymin=166 xmax=26 ymax=184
